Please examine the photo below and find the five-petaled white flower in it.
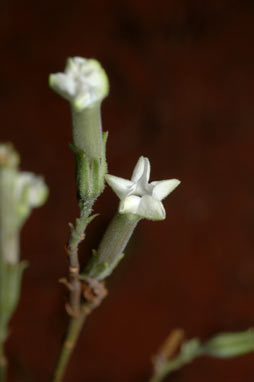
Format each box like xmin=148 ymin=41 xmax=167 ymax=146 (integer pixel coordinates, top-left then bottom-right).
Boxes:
xmin=106 ymin=156 xmax=180 ymax=221
xmin=49 ymin=57 xmax=109 ymax=110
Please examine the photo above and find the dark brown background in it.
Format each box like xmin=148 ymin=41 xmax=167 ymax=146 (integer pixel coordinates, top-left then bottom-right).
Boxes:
xmin=1 ymin=0 xmax=254 ymax=381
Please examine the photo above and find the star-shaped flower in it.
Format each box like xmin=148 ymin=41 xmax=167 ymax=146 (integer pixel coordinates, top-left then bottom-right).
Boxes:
xmin=49 ymin=57 xmax=109 ymax=110
xmin=106 ymin=156 xmax=180 ymax=220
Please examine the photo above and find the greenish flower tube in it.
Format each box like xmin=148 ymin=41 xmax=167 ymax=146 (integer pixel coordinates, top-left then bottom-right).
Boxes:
xmin=72 ymin=101 xmax=103 ymax=159
xmin=86 ymin=213 xmax=141 ymax=280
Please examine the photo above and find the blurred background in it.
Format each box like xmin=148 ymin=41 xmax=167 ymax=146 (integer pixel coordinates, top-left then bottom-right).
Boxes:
xmin=1 ymin=0 xmax=254 ymax=380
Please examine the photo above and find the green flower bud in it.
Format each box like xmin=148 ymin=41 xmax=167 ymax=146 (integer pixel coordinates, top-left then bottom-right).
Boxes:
xmin=204 ymin=329 xmax=254 ymax=358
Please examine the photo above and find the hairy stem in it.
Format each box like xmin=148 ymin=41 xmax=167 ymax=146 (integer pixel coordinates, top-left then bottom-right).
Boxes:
xmin=65 ymin=199 xmax=95 ymax=317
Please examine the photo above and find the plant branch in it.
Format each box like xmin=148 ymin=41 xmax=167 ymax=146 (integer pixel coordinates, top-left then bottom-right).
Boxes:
xmin=64 ymin=199 xmax=95 ymax=317
xmin=150 ymin=329 xmax=254 ymax=382
xmin=53 ymin=306 xmax=88 ymax=382
xmin=0 ymin=343 xmax=7 ymax=382
xmin=54 ymin=213 xmax=140 ymax=381
xmin=53 ymin=279 xmax=107 ymax=382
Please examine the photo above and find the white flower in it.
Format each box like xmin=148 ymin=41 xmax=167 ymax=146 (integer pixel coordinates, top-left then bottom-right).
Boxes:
xmin=16 ymin=172 xmax=48 ymax=208
xmin=49 ymin=57 xmax=109 ymax=110
xmin=15 ymin=172 xmax=49 ymax=226
xmin=106 ymin=156 xmax=180 ymax=221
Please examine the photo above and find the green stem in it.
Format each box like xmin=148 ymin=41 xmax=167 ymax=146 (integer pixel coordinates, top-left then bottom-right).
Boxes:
xmin=56 ymin=98 xmax=107 ymax=372
xmin=0 ymin=168 xmax=19 ymax=264
xmin=0 ymin=163 xmax=20 ymax=382
xmin=55 ymin=214 xmax=140 ymax=380
xmin=149 ymin=330 xmax=254 ymax=382
xmin=149 ymin=372 xmax=165 ymax=382
xmin=53 ymin=303 xmax=94 ymax=382
xmin=149 ymin=359 xmax=184 ymax=382
xmin=66 ymin=199 xmax=95 ymax=316
xmin=0 ymin=343 xmax=6 ymax=382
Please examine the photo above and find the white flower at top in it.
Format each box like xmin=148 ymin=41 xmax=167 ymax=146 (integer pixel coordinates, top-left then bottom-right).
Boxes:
xmin=49 ymin=57 xmax=109 ymax=111
xmin=106 ymin=156 xmax=180 ymax=221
